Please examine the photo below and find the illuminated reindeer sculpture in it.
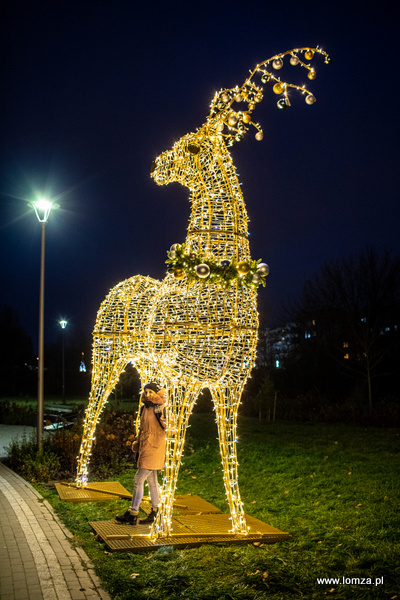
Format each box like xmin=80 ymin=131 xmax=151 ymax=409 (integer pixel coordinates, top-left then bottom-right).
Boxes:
xmin=76 ymin=47 xmax=330 ymax=538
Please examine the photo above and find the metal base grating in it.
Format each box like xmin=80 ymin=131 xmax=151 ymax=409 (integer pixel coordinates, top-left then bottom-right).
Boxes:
xmin=55 ymin=481 xmax=132 ymax=502
xmin=90 ymin=506 xmax=291 ymax=552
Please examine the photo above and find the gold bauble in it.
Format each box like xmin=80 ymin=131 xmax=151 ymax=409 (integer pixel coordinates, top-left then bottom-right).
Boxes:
xmin=236 ymin=261 xmax=251 ymax=275
xmin=255 ymin=131 xmax=264 ymax=141
xmin=242 ymin=113 xmax=251 ymax=124
xmin=272 ymin=58 xmax=283 ymax=69
xmin=173 ymin=269 xmax=185 ymax=280
xmin=228 ymin=114 xmax=238 ymax=126
xmin=234 ymin=93 xmax=243 ymax=102
xmin=304 ymin=50 xmax=314 ymax=60
xmin=273 ymin=82 xmax=284 ymax=95
xmin=305 ymin=94 xmax=316 ymax=105
xmin=290 ymin=55 xmax=299 ymax=66
xmin=308 ymin=69 xmax=317 ymax=80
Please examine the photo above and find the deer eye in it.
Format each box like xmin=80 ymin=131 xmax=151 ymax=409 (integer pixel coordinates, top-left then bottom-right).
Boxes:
xmin=187 ymin=143 xmax=200 ymax=155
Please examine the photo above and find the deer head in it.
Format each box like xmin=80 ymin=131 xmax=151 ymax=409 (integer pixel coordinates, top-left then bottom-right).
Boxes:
xmin=151 ymin=46 xmax=331 ymax=187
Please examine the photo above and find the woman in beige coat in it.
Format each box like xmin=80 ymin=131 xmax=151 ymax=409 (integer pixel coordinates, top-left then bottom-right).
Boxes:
xmin=116 ymin=382 xmax=167 ymax=525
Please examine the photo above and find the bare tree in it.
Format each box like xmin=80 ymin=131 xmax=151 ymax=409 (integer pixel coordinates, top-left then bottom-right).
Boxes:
xmin=295 ymin=248 xmax=400 ymax=412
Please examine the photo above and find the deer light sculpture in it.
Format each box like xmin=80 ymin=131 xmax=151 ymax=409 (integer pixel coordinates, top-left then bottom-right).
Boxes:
xmin=76 ymin=47 xmax=330 ymax=538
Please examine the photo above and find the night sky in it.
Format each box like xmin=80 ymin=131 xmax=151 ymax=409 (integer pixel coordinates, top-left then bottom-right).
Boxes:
xmin=1 ymin=1 xmax=399 ymax=352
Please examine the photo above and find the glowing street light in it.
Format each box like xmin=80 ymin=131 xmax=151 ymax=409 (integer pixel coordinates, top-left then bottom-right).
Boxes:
xmin=59 ymin=319 xmax=68 ymax=404
xmin=32 ymin=197 xmax=55 ymax=451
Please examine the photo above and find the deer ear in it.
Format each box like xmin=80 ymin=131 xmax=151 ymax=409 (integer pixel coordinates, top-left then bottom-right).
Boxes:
xmin=187 ymin=143 xmax=201 ymax=155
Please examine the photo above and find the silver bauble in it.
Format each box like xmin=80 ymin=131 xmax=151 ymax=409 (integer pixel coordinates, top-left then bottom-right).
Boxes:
xmin=257 ymin=263 xmax=270 ymax=276
xmin=196 ymin=264 xmax=210 ymax=278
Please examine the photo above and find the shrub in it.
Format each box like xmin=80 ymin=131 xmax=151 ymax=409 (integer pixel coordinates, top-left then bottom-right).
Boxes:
xmin=5 ymin=434 xmax=60 ymax=482
xmin=4 ymin=406 xmax=137 ymax=481
xmin=0 ymin=399 xmax=36 ymax=426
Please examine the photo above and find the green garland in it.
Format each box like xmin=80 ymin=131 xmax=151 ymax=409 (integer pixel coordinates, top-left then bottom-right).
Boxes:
xmin=165 ymin=243 xmax=268 ymax=289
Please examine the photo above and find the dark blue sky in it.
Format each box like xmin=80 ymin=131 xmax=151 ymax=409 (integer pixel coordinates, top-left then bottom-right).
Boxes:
xmin=1 ymin=1 xmax=399 ymax=350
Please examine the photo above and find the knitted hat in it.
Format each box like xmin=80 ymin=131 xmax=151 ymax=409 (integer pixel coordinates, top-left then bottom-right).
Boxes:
xmin=143 ymin=382 xmax=160 ymax=393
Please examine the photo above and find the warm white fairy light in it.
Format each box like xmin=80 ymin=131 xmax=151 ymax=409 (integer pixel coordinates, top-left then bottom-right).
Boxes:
xmin=75 ymin=46 xmax=329 ymax=538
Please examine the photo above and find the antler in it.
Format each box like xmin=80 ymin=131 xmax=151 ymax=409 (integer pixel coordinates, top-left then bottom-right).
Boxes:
xmin=207 ymin=47 xmax=331 ymax=146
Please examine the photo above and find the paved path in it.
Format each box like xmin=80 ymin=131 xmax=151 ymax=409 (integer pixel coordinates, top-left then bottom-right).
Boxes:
xmin=0 ymin=462 xmax=111 ymax=600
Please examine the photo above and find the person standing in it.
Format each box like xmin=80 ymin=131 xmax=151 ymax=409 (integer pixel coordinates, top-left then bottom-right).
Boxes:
xmin=116 ymin=382 xmax=167 ymax=525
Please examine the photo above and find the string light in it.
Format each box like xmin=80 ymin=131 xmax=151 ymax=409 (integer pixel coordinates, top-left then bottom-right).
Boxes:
xmin=75 ymin=46 xmax=329 ymax=539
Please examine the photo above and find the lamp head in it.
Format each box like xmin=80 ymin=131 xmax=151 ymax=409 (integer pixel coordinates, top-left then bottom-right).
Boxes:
xmin=32 ymin=198 xmax=54 ymax=223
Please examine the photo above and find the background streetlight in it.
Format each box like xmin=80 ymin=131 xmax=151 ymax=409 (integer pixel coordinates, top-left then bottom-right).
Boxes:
xmin=59 ymin=319 xmax=68 ymax=404
xmin=32 ymin=198 xmax=55 ymax=451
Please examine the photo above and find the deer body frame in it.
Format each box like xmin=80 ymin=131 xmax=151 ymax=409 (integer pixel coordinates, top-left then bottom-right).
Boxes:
xmin=76 ymin=47 xmax=329 ymax=538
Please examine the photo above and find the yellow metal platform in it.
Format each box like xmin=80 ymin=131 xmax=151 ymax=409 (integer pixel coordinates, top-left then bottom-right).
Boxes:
xmin=90 ymin=504 xmax=290 ymax=552
xmin=55 ymin=481 xmax=132 ymax=502
xmin=140 ymin=494 xmax=221 ymax=516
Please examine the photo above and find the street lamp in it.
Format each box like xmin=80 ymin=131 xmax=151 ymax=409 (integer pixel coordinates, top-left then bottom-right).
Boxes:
xmin=59 ymin=319 xmax=68 ymax=404
xmin=32 ymin=197 xmax=54 ymax=451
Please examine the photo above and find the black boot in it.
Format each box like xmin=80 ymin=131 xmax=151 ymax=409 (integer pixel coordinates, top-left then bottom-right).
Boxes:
xmin=139 ymin=509 xmax=158 ymax=524
xmin=115 ymin=510 xmax=138 ymax=525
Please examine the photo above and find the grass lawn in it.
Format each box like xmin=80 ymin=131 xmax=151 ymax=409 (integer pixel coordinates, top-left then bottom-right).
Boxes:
xmin=35 ymin=415 xmax=400 ymax=599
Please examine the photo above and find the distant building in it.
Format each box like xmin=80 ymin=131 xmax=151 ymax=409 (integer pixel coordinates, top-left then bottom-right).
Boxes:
xmin=257 ymin=322 xmax=297 ymax=368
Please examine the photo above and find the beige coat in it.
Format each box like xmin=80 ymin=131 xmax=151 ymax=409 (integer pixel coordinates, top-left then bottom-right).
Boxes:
xmin=132 ymin=389 xmax=167 ymax=470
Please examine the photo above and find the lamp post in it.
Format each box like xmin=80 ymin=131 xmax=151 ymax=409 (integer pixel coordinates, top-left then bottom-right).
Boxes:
xmin=32 ymin=198 xmax=54 ymax=451
xmin=59 ymin=319 xmax=68 ymax=404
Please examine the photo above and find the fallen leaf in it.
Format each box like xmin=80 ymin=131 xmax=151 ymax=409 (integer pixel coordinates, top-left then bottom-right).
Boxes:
xmin=262 ymin=572 xmax=268 ymax=580
xmin=355 ymin=503 xmax=362 ymax=508
xmin=284 ymin=490 xmax=289 ymax=494
xmin=191 ymin=475 xmax=197 ymax=479
xmin=251 ymin=500 xmax=257 ymax=504
xmin=130 ymin=573 xmax=140 ymax=579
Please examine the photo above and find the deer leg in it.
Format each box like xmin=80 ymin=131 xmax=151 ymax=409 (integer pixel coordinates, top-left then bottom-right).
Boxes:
xmin=75 ymin=336 xmax=129 ymax=486
xmin=212 ymin=385 xmax=248 ymax=534
xmin=151 ymin=384 xmax=200 ymax=538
